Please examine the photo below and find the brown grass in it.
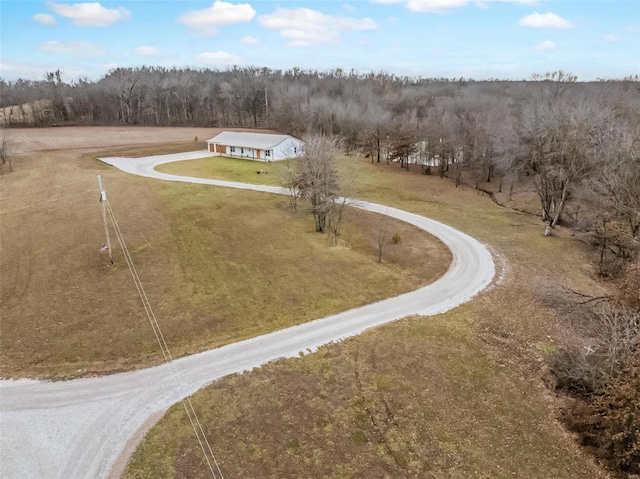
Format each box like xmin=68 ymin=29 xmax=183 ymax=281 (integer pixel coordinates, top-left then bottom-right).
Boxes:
xmin=0 ymin=127 xmax=449 ymax=378
xmin=125 ymin=158 xmax=608 ymax=478
xmin=1 ymin=129 xmax=609 ymax=476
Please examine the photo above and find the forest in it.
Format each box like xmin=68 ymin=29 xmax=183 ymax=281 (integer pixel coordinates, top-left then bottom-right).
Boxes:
xmin=1 ymin=66 xmax=639 ymax=475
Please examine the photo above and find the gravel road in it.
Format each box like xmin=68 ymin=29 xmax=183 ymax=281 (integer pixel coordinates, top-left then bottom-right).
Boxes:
xmin=0 ymin=151 xmax=495 ymax=479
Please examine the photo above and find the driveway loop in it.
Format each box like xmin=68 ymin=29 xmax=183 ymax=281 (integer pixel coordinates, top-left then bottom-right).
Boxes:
xmin=0 ymin=151 xmax=495 ymax=479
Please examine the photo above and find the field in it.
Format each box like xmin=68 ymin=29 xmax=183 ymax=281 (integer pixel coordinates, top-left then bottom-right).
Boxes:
xmin=0 ymin=127 xmax=450 ymax=378
xmin=125 ymin=155 xmax=608 ymax=477
xmin=0 ymin=127 xmax=608 ymax=477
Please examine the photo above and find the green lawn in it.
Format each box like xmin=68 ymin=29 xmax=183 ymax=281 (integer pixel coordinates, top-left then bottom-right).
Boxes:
xmin=156 ymin=155 xmax=287 ymax=186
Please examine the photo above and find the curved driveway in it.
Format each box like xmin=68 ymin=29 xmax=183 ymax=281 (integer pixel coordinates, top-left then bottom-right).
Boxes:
xmin=0 ymin=151 xmax=495 ymax=479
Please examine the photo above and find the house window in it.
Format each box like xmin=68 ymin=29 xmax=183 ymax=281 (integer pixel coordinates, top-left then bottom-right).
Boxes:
xmin=241 ymin=147 xmax=244 ymax=154
xmin=266 ymin=150 xmax=271 ymax=157
xmin=294 ymin=147 xmax=297 ymax=154
xmin=230 ymin=146 xmax=236 ymax=153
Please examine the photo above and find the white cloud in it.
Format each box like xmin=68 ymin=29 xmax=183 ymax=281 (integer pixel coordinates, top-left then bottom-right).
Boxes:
xmin=102 ymin=62 xmax=119 ymax=72
xmin=178 ymin=1 xmax=256 ymax=37
xmin=485 ymin=0 xmax=536 ymax=3
xmin=373 ymin=0 xmax=536 ymax=10
xmin=196 ymin=51 xmax=243 ymax=66
xmin=533 ymin=40 xmax=556 ymax=51
xmin=407 ymin=0 xmax=468 ymax=12
xmin=258 ymin=7 xmax=376 ymax=47
xmin=519 ymin=12 xmax=573 ymax=29
xmin=46 ymin=2 xmax=130 ymax=27
xmin=240 ymin=35 xmax=259 ymax=45
xmin=37 ymin=40 xmax=107 ymax=58
xmin=135 ymin=46 xmax=160 ymax=56
xmin=603 ymin=34 xmax=618 ymax=43
xmin=0 ymin=61 xmax=49 ymax=79
xmin=0 ymin=61 xmax=88 ymax=80
xmin=33 ymin=13 xmax=57 ymax=26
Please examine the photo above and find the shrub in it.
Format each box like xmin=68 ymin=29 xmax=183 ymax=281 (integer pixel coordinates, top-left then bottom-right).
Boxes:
xmin=592 ymin=220 xmax=638 ymax=278
xmin=392 ymin=233 xmax=401 ymax=244
xmin=548 ymin=302 xmax=639 ymax=393
xmin=562 ymin=354 xmax=640 ymax=477
xmin=618 ymin=262 xmax=640 ymax=311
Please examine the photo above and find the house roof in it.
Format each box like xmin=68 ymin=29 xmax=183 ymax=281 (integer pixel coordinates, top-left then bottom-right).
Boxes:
xmin=207 ymin=132 xmax=299 ymax=150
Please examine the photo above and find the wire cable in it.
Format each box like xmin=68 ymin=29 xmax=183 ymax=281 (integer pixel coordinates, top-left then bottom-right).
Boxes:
xmin=0 ymin=179 xmax=95 ymax=201
xmin=104 ymin=199 xmax=224 ymax=479
xmin=0 ymin=189 xmax=96 ymax=215
xmin=105 ymin=200 xmax=222 ymax=478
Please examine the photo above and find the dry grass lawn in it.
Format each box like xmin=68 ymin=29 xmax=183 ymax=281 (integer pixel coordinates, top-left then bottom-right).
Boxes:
xmin=1 ymin=130 xmax=608 ymax=477
xmin=0 ymin=127 xmax=449 ymax=378
xmin=125 ymin=159 xmax=608 ymax=478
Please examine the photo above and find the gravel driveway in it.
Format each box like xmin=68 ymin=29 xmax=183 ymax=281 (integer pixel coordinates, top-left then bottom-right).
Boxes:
xmin=0 ymin=151 xmax=495 ymax=479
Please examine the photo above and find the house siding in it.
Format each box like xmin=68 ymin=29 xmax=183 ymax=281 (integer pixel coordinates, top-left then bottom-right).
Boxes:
xmin=206 ymin=134 xmax=303 ymax=162
xmin=272 ymin=137 xmax=303 ymax=160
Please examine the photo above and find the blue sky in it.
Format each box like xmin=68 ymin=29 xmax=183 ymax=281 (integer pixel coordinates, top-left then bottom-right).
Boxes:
xmin=0 ymin=0 xmax=638 ymax=81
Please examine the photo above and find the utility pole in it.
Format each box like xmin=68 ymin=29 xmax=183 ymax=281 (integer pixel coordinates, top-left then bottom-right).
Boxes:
xmin=97 ymin=175 xmax=113 ymax=264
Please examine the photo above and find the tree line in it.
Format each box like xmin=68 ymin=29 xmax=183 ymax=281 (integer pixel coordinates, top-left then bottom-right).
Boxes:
xmin=1 ymin=66 xmax=638 ymax=267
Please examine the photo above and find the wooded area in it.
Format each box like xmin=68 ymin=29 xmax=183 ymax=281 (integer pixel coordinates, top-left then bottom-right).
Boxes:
xmin=2 ymin=67 xmax=638 ymax=239
xmin=1 ymin=66 xmax=638 ymax=475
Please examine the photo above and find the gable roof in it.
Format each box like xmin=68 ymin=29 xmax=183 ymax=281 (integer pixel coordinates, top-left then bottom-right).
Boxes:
xmin=207 ymin=132 xmax=299 ymax=150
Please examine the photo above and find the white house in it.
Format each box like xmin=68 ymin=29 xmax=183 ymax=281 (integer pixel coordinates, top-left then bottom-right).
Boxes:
xmin=206 ymin=132 xmax=304 ymax=161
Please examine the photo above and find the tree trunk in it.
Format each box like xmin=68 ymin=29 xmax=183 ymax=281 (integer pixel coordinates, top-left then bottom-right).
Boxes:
xmin=314 ymin=212 xmax=326 ymax=233
xmin=544 ymin=224 xmax=552 ymax=236
xmin=551 ymin=184 xmax=569 ymax=228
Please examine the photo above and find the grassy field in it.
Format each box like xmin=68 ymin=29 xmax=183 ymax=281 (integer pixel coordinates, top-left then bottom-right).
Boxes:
xmin=0 ymin=132 xmax=449 ymax=378
xmin=156 ymin=155 xmax=285 ymax=186
xmin=125 ymin=158 xmax=607 ymax=478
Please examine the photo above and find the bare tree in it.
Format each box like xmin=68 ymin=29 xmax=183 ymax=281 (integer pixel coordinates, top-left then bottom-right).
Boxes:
xmin=279 ymin=158 xmax=300 ymax=211
xmin=591 ymin=128 xmax=640 ymax=238
xmin=326 ymin=153 xmax=358 ymax=244
xmin=295 ymin=135 xmax=344 ymax=233
xmin=0 ymin=129 xmax=13 ymax=171
xmin=518 ymin=91 xmax=611 ymax=234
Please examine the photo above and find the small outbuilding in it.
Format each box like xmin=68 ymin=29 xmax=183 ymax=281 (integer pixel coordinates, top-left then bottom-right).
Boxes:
xmin=206 ymin=132 xmax=304 ymax=161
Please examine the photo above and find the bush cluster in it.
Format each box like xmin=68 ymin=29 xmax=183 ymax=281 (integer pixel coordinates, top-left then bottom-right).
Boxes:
xmin=543 ymin=282 xmax=640 ymax=476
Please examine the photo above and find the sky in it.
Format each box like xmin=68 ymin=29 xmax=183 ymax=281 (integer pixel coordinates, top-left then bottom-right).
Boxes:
xmin=0 ymin=0 xmax=638 ymax=82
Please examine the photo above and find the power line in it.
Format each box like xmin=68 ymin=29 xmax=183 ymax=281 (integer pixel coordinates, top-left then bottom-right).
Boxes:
xmin=103 ymin=196 xmax=224 ymax=479
xmin=0 ymin=189 xmax=95 ymax=215
xmin=0 ymin=179 xmax=94 ymax=201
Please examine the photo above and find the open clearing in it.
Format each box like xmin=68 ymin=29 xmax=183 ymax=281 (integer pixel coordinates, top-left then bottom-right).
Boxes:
xmin=0 ymin=128 xmax=607 ymax=478
xmin=0 ymin=127 xmax=449 ymax=378
xmin=2 ymin=145 xmax=494 ymax=479
xmin=124 ymin=156 xmax=607 ymax=477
